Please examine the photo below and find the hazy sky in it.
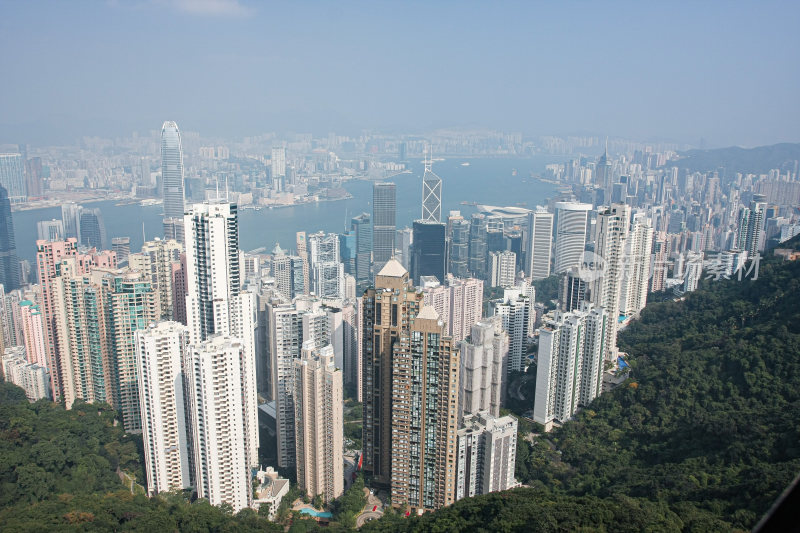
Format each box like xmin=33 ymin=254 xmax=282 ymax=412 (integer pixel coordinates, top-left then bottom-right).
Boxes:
xmin=1 ymin=1 xmax=799 ymax=146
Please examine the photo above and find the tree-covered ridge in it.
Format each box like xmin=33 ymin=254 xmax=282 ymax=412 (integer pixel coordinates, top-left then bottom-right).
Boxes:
xmin=0 ymin=390 xmax=143 ymax=509
xmin=665 ymin=142 xmax=800 ymax=175
xmin=366 ymin=256 xmax=800 ymax=531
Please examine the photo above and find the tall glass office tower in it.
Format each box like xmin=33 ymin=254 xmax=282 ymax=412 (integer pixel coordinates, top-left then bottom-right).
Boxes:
xmin=421 ymin=164 xmax=442 ymax=222
xmin=161 ymin=121 xmax=185 ymax=243
xmin=0 ymin=185 xmax=20 ymax=290
xmin=372 ymin=182 xmax=396 ymax=274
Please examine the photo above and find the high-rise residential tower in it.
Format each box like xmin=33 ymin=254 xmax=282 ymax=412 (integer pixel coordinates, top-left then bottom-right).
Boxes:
xmin=185 ymin=335 xmax=253 ymax=512
xmin=390 ymin=305 xmax=460 ymax=512
xmin=455 ymin=412 xmax=517 ymax=501
xmin=136 ymin=321 xmax=193 ymax=496
xmin=533 ymin=305 xmax=607 ymax=431
xmin=161 ymin=121 xmax=185 ymax=243
xmin=361 ymin=259 xmax=422 ymax=488
xmin=184 ymin=200 xmax=258 ymax=476
xmin=372 ymin=182 xmax=396 ymax=273
xmin=458 ymin=320 xmax=508 ymax=422
xmin=619 ymin=213 xmax=654 ymax=317
xmin=293 ymin=343 xmax=344 ymax=503
xmin=589 ymin=203 xmax=630 ymax=360
xmin=526 ymin=207 xmax=553 ymax=280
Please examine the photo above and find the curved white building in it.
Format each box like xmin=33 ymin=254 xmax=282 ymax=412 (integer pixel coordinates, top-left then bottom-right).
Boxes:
xmin=554 ymin=202 xmax=592 ymax=274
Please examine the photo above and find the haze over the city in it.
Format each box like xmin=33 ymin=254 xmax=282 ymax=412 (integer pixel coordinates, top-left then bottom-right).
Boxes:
xmin=1 ymin=0 xmax=798 ymax=147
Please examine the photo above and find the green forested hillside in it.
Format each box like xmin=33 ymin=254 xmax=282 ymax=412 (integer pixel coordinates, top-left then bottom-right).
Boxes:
xmin=364 ymin=255 xmax=800 ymax=531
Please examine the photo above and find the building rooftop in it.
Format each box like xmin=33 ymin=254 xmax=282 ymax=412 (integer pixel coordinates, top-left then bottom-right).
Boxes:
xmin=417 ymin=305 xmax=440 ymax=321
xmin=378 ymin=258 xmax=407 ymax=278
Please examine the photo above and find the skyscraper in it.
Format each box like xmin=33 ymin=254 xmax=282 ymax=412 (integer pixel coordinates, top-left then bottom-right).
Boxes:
xmin=447 ymin=212 xmax=470 ymax=278
xmin=184 ymin=200 xmax=258 ymax=477
xmin=533 ymin=304 xmax=607 ymax=431
xmin=468 ymin=214 xmax=488 ymax=279
xmin=736 ymin=194 xmax=767 ymax=255
xmin=372 ymin=182 xmax=396 ymax=273
xmin=596 ymin=142 xmax=613 ymax=189
xmin=488 ymin=250 xmax=516 ymax=288
xmin=458 ymin=320 xmax=508 ymax=422
xmin=553 ymin=202 xmax=592 ymax=273
xmin=589 ymin=203 xmax=630 ymax=360
xmin=61 ymin=203 xmax=81 ymax=241
xmin=111 ymin=237 xmax=131 ymax=265
xmin=390 ymin=305 xmax=460 ymax=512
xmin=185 ymin=335 xmax=253 ymax=512
xmin=619 ymin=213 xmax=654 ymax=318
xmin=559 ymin=266 xmax=588 ymax=312
xmin=307 ymin=231 xmax=344 ymax=298
xmin=455 ymin=412 xmax=517 ymax=501
xmin=129 ymin=239 xmax=183 ymax=320
xmin=269 ymin=296 xmax=331 ymax=468
xmin=161 ymin=121 xmax=185 ymax=243
xmin=410 ymin=220 xmax=446 ymax=284
xmin=293 ymin=343 xmax=344 ymax=503
xmin=37 ymin=219 xmax=64 ymax=242
xmin=0 ymin=154 xmax=26 ymax=202
xmin=0 ymin=186 xmax=20 ymax=291
xmin=362 ymin=259 xmax=422 ymax=488
xmin=421 ymin=161 xmax=442 ymax=222
xmin=352 ymin=213 xmax=372 ymax=287
xmin=272 ymin=147 xmax=286 ymax=180
xmin=79 ymin=208 xmax=106 ymax=250
xmin=526 ymin=207 xmax=553 ymax=279
xmin=493 ymin=289 xmax=530 ymax=375
xmin=136 ymin=321 xmax=193 ymax=496
xmin=102 ymin=270 xmax=160 ymax=432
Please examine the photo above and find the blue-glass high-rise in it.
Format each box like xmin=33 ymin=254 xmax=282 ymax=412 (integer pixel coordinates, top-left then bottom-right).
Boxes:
xmin=0 ymin=185 xmax=20 ymax=290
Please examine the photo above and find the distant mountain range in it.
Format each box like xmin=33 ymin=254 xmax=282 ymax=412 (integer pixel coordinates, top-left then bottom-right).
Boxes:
xmin=664 ymin=142 xmax=800 ymax=176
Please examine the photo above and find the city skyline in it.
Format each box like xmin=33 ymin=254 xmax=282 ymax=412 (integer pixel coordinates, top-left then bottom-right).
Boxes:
xmin=0 ymin=2 xmax=798 ymax=147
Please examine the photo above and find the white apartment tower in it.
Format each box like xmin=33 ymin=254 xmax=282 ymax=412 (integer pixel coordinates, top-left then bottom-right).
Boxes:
xmin=489 ymin=250 xmax=517 ymax=288
xmin=493 ymin=289 xmax=530 ymax=375
xmin=526 ymin=207 xmax=553 ymax=279
xmin=619 ymin=213 xmax=654 ymax=317
xmin=293 ymin=343 xmax=344 ymax=503
xmin=183 ymin=201 xmax=258 ymax=507
xmin=185 ymin=336 xmax=253 ymax=512
xmin=533 ymin=305 xmax=607 ymax=431
xmin=458 ymin=321 xmax=508 ymax=423
xmin=590 ymin=203 xmax=631 ymax=360
xmin=269 ymin=296 xmax=331 ymax=468
xmin=136 ymin=321 xmax=192 ymax=496
xmin=455 ymin=412 xmax=517 ymax=501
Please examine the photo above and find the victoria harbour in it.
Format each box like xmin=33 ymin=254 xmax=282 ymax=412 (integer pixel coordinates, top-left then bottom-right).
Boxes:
xmin=11 ymin=156 xmax=563 ymax=265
